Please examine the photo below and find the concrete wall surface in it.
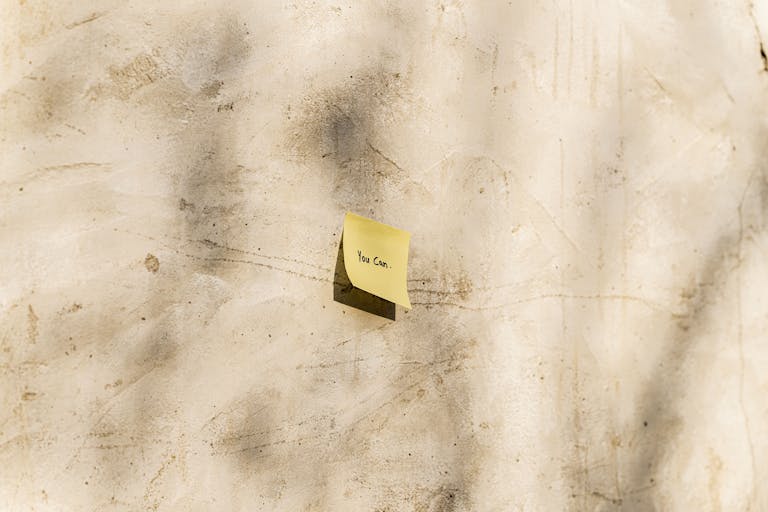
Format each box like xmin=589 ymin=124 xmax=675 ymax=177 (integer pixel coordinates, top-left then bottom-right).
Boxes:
xmin=1 ymin=1 xmax=767 ymax=510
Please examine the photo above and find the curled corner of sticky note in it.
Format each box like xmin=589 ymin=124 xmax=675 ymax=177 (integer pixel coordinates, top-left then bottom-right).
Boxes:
xmin=342 ymin=212 xmax=411 ymax=309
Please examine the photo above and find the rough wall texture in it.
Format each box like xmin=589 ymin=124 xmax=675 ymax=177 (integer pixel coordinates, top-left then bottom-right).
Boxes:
xmin=1 ymin=1 xmax=767 ymax=510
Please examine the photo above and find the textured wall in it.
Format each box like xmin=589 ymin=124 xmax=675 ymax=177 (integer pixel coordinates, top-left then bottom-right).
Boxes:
xmin=1 ymin=1 xmax=768 ymax=510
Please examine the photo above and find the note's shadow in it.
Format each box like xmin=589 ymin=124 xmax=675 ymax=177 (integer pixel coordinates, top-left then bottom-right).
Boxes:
xmin=333 ymin=234 xmax=396 ymax=320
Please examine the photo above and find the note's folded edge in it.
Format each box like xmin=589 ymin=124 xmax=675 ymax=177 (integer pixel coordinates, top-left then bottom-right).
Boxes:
xmin=333 ymin=233 xmax=396 ymax=320
xmin=342 ymin=212 xmax=412 ymax=309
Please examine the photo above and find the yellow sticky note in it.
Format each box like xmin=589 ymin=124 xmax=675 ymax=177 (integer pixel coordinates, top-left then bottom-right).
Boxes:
xmin=342 ymin=212 xmax=411 ymax=308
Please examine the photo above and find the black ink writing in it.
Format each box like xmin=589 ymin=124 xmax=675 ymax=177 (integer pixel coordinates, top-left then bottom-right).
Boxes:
xmin=357 ymin=249 xmax=389 ymax=269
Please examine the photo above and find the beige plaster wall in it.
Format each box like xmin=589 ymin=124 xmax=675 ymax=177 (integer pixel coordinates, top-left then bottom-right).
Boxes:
xmin=1 ymin=1 xmax=767 ymax=510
